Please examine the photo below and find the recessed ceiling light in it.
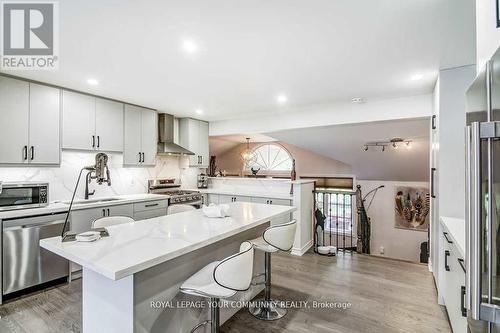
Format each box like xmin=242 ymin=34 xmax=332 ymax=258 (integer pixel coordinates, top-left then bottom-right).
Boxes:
xmin=411 ymin=74 xmax=424 ymax=81
xmin=351 ymin=97 xmax=365 ymax=104
xmin=182 ymin=39 xmax=198 ymax=54
xmin=195 ymin=109 xmax=204 ymax=115
xmin=276 ymin=94 xmax=287 ymax=104
xmin=87 ymin=78 xmax=99 ymax=86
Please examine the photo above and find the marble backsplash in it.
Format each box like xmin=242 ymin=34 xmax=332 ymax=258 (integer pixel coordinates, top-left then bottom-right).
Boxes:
xmin=0 ymin=151 xmax=200 ymax=202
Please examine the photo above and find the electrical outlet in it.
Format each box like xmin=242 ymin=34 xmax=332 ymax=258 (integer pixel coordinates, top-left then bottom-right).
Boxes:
xmin=380 ymin=246 xmax=385 ymax=254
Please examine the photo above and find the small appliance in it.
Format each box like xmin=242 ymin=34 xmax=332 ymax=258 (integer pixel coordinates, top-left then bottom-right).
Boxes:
xmin=197 ymin=174 xmax=208 ymax=189
xmin=0 ymin=181 xmax=48 ymax=211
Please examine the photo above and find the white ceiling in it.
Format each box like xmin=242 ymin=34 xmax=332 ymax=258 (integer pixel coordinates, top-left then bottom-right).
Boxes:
xmin=3 ymin=0 xmax=475 ymax=121
xmin=267 ymin=118 xmax=430 ymax=181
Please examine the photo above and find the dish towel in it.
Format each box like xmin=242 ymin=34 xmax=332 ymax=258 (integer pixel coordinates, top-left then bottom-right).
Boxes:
xmin=202 ymin=204 xmax=231 ymax=218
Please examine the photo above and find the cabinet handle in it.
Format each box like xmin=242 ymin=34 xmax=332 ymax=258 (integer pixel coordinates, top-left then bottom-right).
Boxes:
xmin=443 ymin=232 xmax=453 ymax=244
xmin=457 ymin=258 xmax=466 ymax=273
xmin=460 ymin=286 xmax=466 ymax=317
xmin=107 ymin=209 xmax=110 ymax=216
xmin=270 ymin=200 xmax=273 ymax=204
xmin=145 ymin=203 xmax=159 ymax=207
xmin=142 ymin=152 xmax=145 ymax=163
xmin=102 ymin=209 xmax=106 ymax=217
xmin=138 ymin=152 xmax=142 ymax=163
xmin=432 ymin=115 xmax=437 ymax=130
xmin=431 ymin=167 xmax=436 ymax=198
xmin=97 ymin=136 xmax=100 ymax=148
xmin=92 ymin=135 xmax=95 ymax=148
xmin=30 ymin=146 xmax=34 ymax=160
xmin=445 ymin=250 xmax=450 ymax=271
xmin=23 ymin=145 xmax=28 ymax=160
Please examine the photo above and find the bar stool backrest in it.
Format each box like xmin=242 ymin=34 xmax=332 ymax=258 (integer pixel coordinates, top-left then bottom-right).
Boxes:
xmin=92 ymin=215 xmax=135 ymax=228
xmin=213 ymin=241 xmax=254 ymax=292
xmin=263 ymin=220 xmax=297 ymax=251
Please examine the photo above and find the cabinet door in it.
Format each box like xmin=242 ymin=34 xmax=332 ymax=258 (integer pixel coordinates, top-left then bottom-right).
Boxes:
xmin=268 ymin=198 xmax=291 ymax=206
xmin=234 ymin=196 xmax=251 ymax=202
xmin=251 ymin=197 xmax=269 ymax=204
xmin=107 ymin=204 xmax=134 ymax=218
xmin=198 ymin=121 xmax=209 ymax=167
xmin=71 ymin=207 xmax=103 ymax=234
xmin=29 ymin=83 xmax=60 ymax=164
xmin=62 ymin=91 xmax=96 ymax=150
xmin=218 ymin=195 xmax=233 ymax=204
xmin=0 ymin=77 xmax=29 ymax=164
xmin=123 ymin=105 xmax=143 ymax=165
xmin=207 ymin=194 xmax=219 ymax=205
xmin=95 ymin=98 xmax=123 ymax=152
xmin=141 ymin=109 xmax=157 ymax=166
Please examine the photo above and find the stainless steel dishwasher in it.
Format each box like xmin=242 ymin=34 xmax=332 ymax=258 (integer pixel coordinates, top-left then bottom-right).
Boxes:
xmin=2 ymin=212 xmax=69 ymax=300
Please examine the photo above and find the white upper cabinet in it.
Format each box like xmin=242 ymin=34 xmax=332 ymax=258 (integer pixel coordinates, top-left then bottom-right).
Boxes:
xmin=0 ymin=77 xmax=29 ymax=164
xmin=29 ymin=83 xmax=61 ymax=164
xmin=123 ymin=105 xmax=157 ymax=166
xmin=179 ymin=118 xmax=209 ymax=167
xmin=62 ymin=91 xmax=124 ymax=152
xmin=62 ymin=90 xmax=95 ymax=150
xmin=0 ymin=77 xmax=60 ymax=165
xmin=95 ymin=98 xmax=124 ymax=152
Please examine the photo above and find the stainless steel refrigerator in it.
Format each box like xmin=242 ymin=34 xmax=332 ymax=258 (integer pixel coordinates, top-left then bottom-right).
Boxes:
xmin=466 ymin=46 xmax=500 ymax=333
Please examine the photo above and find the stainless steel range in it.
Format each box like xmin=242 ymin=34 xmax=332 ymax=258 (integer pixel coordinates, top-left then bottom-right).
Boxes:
xmin=148 ymin=179 xmax=202 ymax=206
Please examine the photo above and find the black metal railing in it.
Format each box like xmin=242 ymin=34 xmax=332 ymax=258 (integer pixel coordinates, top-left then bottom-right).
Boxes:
xmin=314 ymin=189 xmax=356 ymax=254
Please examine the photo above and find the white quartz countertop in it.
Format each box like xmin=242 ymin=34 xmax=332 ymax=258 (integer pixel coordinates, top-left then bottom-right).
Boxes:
xmin=0 ymin=193 xmax=167 ymax=220
xmin=195 ymin=188 xmax=293 ymax=200
xmin=440 ymin=216 xmax=465 ymax=257
xmin=40 ymin=202 xmax=296 ymax=280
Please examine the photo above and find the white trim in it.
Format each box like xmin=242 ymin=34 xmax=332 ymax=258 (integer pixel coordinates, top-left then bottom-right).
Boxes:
xmin=291 ymin=239 xmax=313 ymax=256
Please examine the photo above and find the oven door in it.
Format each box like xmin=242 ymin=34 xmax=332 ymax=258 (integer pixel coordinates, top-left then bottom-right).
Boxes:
xmin=0 ymin=184 xmax=46 ymax=211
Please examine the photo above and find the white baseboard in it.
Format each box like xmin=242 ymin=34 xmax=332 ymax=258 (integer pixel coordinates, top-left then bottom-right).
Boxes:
xmin=291 ymin=239 xmax=313 ymax=256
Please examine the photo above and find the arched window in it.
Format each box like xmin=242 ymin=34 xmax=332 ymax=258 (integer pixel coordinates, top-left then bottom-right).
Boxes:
xmin=245 ymin=144 xmax=293 ymax=171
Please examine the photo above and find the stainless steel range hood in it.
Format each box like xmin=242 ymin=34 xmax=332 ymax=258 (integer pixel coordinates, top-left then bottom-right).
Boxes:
xmin=157 ymin=113 xmax=195 ymax=156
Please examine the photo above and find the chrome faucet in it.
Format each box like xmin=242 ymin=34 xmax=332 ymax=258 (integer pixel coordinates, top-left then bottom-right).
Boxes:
xmin=85 ymin=171 xmax=95 ymax=199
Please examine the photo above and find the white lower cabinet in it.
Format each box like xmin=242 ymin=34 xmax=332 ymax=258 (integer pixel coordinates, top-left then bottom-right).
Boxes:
xmin=133 ymin=200 xmax=168 ymax=220
xmin=441 ymin=230 xmax=467 ymax=333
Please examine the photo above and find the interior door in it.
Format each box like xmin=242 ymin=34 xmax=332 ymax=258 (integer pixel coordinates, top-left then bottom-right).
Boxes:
xmin=95 ymin=98 xmax=124 ymax=152
xmin=123 ymin=105 xmax=143 ymax=165
xmin=141 ymin=109 xmax=157 ymax=166
xmin=29 ymin=83 xmax=61 ymax=164
xmin=62 ymin=90 xmax=96 ymax=150
xmin=0 ymin=77 xmax=29 ymax=164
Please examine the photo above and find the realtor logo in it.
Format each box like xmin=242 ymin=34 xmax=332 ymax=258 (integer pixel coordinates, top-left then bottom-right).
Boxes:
xmin=1 ymin=1 xmax=59 ymax=70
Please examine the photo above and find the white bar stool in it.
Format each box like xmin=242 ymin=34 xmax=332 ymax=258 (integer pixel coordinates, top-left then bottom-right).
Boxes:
xmin=92 ymin=216 xmax=134 ymax=228
xmin=248 ymin=220 xmax=297 ymax=321
xmin=180 ymin=241 xmax=254 ymax=333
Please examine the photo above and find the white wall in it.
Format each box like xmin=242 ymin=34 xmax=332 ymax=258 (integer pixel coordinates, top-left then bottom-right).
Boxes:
xmin=0 ymin=151 xmax=193 ymax=202
xmin=210 ymin=94 xmax=432 ymax=136
xmin=476 ymin=0 xmax=500 ymax=70
xmin=358 ymin=180 xmax=429 ymax=262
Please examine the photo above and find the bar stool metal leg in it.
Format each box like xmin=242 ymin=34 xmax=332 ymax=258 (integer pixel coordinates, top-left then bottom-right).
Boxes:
xmin=211 ymin=297 xmax=220 ymax=333
xmin=248 ymin=252 xmax=287 ymax=320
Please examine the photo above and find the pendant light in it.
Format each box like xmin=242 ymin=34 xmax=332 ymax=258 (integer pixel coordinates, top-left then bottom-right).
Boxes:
xmin=241 ymin=138 xmax=256 ymax=165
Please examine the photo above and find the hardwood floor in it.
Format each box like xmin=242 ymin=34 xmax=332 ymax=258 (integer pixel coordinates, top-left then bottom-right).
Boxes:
xmin=0 ymin=252 xmax=450 ymax=333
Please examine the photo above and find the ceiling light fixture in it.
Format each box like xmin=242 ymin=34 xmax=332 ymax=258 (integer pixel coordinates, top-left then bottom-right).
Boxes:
xmin=182 ymin=39 xmax=198 ymax=54
xmin=363 ymin=145 xmax=368 ymax=151
xmin=195 ymin=109 xmax=204 ymax=115
xmin=406 ymin=141 xmax=412 ymax=149
xmin=363 ymin=138 xmax=412 ymax=152
xmin=276 ymin=94 xmax=287 ymax=105
xmin=87 ymin=78 xmax=99 ymax=86
xmin=411 ymin=74 xmax=424 ymax=81
xmin=241 ymin=138 xmax=257 ymax=165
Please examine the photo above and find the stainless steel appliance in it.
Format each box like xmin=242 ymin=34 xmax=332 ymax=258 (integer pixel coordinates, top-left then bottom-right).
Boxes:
xmin=148 ymin=179 xmax=202 ymax=207
xmin=197 ymin=174 xmax=208 ymax=189
xmin=157 ymin=113 xmax=195 ymax=156
xmin=0 ymin=182 xmax=48 ymax=211
xmin=1 ymin=212 xmax=69 ymax=303
xmin=466 ymin=46 xmax=500 ymax=333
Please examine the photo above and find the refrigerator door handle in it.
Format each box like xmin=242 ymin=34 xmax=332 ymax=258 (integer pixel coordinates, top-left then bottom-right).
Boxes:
xmin=467 ymin=122 xmax=482 ymax=320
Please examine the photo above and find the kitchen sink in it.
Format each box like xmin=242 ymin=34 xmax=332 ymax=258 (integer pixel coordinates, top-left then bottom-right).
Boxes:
xmin=62 ymin=198 xmax=122 ymax=205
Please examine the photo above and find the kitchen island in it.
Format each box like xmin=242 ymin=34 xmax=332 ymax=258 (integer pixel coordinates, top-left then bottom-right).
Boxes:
xmin=40 ymin=202 xmax=296 ymax=333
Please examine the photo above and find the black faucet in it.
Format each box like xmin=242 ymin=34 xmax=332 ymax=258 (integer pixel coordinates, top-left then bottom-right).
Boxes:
xmin=85 ymin=171 xmax=95 ymax=199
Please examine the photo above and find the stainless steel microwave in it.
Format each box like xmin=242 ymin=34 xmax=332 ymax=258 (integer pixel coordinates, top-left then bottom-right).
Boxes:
xmin=0 ymin=182 xmax=48 ymax=211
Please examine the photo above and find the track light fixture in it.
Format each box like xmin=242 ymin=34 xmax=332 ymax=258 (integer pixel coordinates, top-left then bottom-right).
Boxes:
xmin=363 ymin=138 xmax=413 ymax=152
